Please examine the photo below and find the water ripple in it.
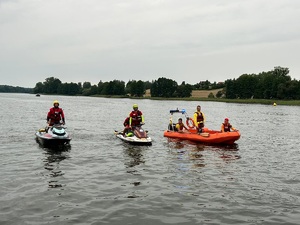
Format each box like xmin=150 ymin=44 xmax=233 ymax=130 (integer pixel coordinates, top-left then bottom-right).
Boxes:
xmin=1 ymin=94 xmax=300 ymax=224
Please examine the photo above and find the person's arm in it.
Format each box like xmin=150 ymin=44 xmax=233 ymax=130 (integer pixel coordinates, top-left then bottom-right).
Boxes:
xmin=129 ymin=118 xmax=132 ymax=126
xmin=61 ymin=109 xmax=65 ymax=124
xmin=202 ymin=112 xmax=206 ymax=123
xmin=47 ymin=109 xmax=51 ymax=124
xmin=129 ymin=112 xmax=132 ymax=126
xmin=221 ymin=124 xmax=225 ymax=132
xmin=231 ymin=126 xmax=237 ymax=131
xmin=183 ymin=124 xmax=189 ymax=130
xmin=193 ymin=113 xmax=198 ymax=126
xmin=141 ymin=114 xmax=144 ymax=123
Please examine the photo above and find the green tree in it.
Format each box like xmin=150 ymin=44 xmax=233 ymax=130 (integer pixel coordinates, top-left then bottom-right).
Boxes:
xmin=272 ymin=66 xmax=291 ymax=98
xmin=57 ymin=82 xmax=81 ymax=95
xmin=98 ymin=81 xmax=108 ymax=95
xmin=194 ymin=80 xmax=211 ymax=90
xmin=43 ymin=77 xmax=62 ymax=94
xmin=224 ymin=79 xmax=237 ymax=99
xmin=0 ymin=85 xmax=32 ymax=93
xmin=83 ymin=82 xmax=91 ymax=89
xmin=208 ymin=92 xmax=215 ymax=98
xmin=235 ymin=74 xmax=258 ymax=99
xmin=125 ymin=80 xmax=133 ymax=95
xmin=126 ymin=80 xmax=145 ymax=97
xmin=216 ymin=90 xmax=223 ymax=98
xmin=33 ymin=82 xmax=44 ymax=94
xmin=144 ymin=81 xmax=152 ymax=90
xmin=151 ymin=77 xmax=178 ymax=97
xmin=224 ymin=67 xmax=292 ymax=100
xmin=176 ymin=82 xmax=193 ymax=97
xmin=111 ymin=80 xmax=125 ymax=95
xmin=277 ymin=79 xmax=300 ymax=100
xmin=97 ymin=80 xmax=125 ymax=95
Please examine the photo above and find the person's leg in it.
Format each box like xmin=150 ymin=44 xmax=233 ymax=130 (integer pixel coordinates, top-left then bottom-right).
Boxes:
xmin=198 ymin=123 xmax=204 ymax=133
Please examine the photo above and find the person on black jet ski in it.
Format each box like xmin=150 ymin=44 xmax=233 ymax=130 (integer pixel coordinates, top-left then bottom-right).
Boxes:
xmin=47 ymin=100 xmax=65 ymax=126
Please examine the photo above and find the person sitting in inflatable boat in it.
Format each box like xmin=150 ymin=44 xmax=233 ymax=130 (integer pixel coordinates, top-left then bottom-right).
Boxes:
xmin=175 ymin=118 xmax=189 ymax=133
xmin=221 ymin=118 xmax=238 ymax=132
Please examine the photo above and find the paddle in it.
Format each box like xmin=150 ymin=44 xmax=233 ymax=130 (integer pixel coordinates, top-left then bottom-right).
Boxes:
xmin=199 ymin=132 xmax=210 ymax=137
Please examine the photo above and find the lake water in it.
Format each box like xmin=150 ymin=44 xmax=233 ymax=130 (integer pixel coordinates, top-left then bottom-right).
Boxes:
xmin=0 ymin=93 xmax=299 ymax=225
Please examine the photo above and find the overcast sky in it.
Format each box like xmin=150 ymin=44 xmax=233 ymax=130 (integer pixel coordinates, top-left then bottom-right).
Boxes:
xmin=1 ymin=0 xmax=300 ymax=88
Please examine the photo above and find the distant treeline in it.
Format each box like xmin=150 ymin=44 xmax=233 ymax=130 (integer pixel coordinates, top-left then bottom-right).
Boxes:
xmin=33 ymin=77 xmax=224 ymax=98
xmin=0 ymin=85 xmax=32 ymax=93
xmin=2 ymin=66 xmax=299 ymax=100
xmin=224 ymin=66 xmax=300 ymax=100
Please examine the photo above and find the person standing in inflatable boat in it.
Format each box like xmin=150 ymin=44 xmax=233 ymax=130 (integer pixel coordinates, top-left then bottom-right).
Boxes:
xmin=193 ymin=105 xmax=205 ymax=133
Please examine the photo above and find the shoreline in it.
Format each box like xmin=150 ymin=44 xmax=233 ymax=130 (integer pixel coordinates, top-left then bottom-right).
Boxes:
xmin=91 ymin=95 xmax=300 ymax=106
xmin=5 ymin=92 xmax=300 ymax=106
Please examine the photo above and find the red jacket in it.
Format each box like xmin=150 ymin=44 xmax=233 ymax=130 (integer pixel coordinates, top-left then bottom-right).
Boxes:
xmin=123 ymin=117 xmax=130 ymax=127
xmin=47 ymin=107 xmax=65 ymax=125
xmin=222 ymin=123 xmax=233 ymax=132
xmin=129 ymin=110 xmax=143 ymax=126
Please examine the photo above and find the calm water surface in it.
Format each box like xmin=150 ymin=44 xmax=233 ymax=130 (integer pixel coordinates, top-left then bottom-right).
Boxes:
xmin=0 ymin=93 xmax=299 ymax=225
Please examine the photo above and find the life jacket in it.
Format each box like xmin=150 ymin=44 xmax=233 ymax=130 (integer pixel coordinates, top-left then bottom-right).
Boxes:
xmin=123 ymin=117 xmax=130 ymax=127
xmin=195 ymin=111 xmax=204 ymax=123
xmin=130 ymin=110 xmax=142 ymax=126
xmin=176 ymin=123 xmax=184 ymax=131
xmin=48 ymin=107 xmax=64 ymax=124
xmin=223 ymin=123 xmax=232 ymax=132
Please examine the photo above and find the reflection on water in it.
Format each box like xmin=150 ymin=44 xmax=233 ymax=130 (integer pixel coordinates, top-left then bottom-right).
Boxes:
xmin=42 ymin=147 xmax=70 ymax=188
xmin=123 ymin=145 xmax=145 ymax=168
xmin=166 ymin=139 xmax=241 ymax=169
xmin=2 ymin=94 xmax=300 ymax=225
xmin=189 ymin=145 xmax=205 ymax=168
xmin=211 ymin=143 xmax=241 ymax=162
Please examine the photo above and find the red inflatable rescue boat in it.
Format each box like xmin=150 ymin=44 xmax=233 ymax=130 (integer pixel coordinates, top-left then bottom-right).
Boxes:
xmin=164 ymin=128 xmax=240 ymax=145
xmin=164 ymin=108 xmax=240 ymax=145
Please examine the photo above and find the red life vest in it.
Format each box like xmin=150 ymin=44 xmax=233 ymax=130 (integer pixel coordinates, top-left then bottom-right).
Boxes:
xmin=129 ymin=110 xmax=143 ymax=126
xmin=195 ymin=111 xmax=204 ymax=123
xmin=47 ymin=107 xmax=64 ymax=124
xmin=123 ymin=117 xmax=130 ymax=127
xmin=223 ymin=123 xmax=232 ymax=132
xmin=176 ymin=123 xmax=184 ymax=131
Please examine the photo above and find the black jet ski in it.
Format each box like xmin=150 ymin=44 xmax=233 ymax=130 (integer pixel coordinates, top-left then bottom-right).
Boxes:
xmin=35 ymin=124 xmax=71 ymax=147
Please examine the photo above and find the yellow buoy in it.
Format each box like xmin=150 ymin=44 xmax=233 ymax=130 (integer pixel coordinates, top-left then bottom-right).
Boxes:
xmin=273 ymin=102 xmax=277 ymax=106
